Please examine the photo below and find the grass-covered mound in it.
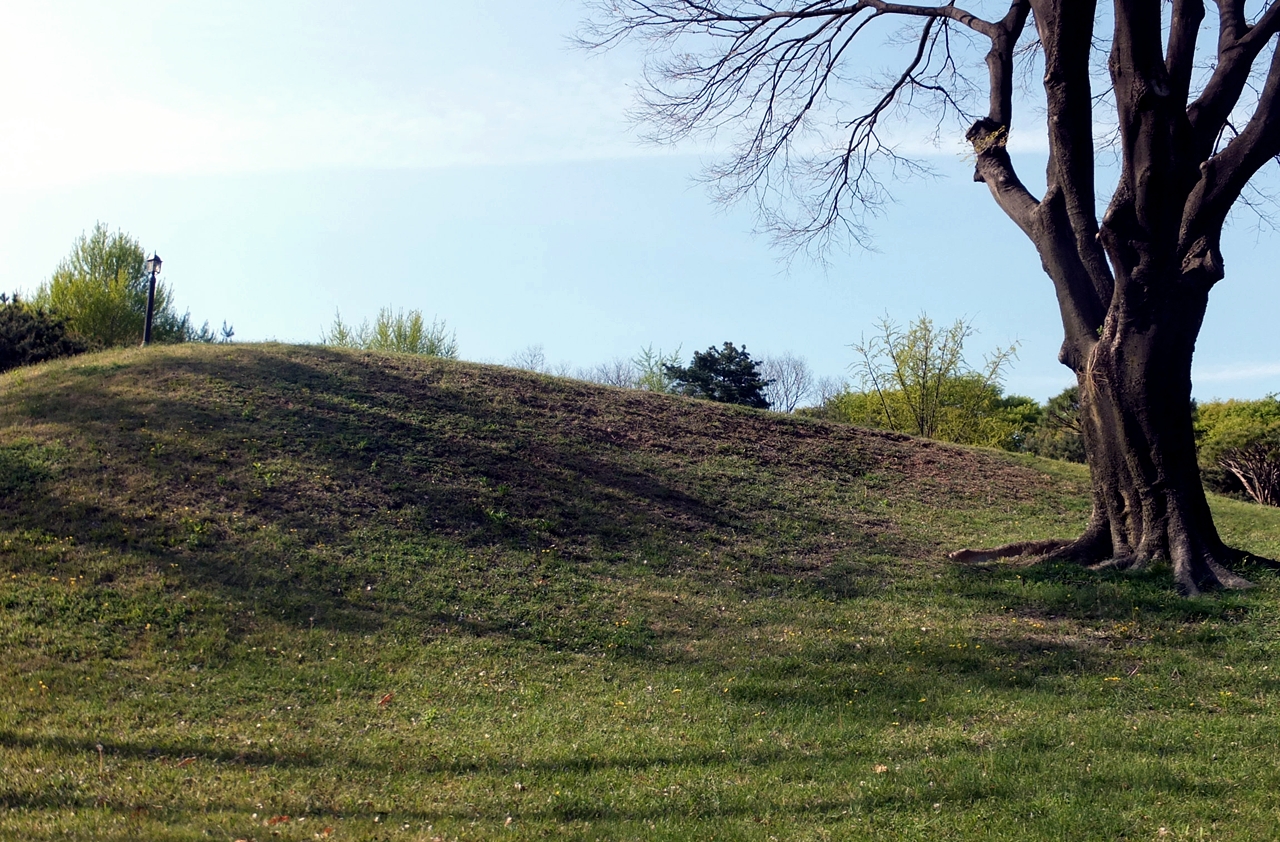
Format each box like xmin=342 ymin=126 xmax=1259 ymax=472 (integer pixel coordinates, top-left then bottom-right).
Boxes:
xmin=2 ymin=343 xmax=1279 ymax=841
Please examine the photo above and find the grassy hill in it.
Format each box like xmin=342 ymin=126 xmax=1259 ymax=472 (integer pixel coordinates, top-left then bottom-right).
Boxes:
xmin=3 ymin=343 xmax=1280 ymax=841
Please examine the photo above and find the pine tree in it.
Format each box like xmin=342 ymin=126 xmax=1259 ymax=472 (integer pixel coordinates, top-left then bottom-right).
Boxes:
xmin=664 ymin=342 xmax=772 ymax=409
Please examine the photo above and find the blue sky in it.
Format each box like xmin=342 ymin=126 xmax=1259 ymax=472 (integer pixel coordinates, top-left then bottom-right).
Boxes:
xmin=2 ymin=1 xmax=1277 ymax=402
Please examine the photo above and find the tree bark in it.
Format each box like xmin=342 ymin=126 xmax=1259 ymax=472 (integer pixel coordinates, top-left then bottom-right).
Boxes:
xmin=1062 ymin=288 xmax=1254 ymax=594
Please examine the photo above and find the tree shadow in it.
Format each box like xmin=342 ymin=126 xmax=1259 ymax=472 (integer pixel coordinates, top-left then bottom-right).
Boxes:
xmin=0 ymin=347 xmax=905 ymax=645
xmin=2 ymin=345 xmax=1259 ymax=659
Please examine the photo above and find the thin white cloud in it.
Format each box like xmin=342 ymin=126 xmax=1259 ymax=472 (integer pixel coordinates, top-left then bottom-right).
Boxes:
xmin=1195 ymin=362 xmax=1280 ymax=383
xmin=0 ymin=5 xmax=660 ymax=190
xmin=0 ymin=4 xmax=1112 ymax=193
xmin=0 ymin=69 xmax=652 ymax=189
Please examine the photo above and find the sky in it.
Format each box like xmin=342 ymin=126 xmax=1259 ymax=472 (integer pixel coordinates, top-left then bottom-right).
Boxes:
xmin=1 ymin=1 xmax=1278 ymax=402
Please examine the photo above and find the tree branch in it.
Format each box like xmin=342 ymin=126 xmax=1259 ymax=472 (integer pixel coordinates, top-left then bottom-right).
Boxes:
xmin=1165 ymin=0 xmax=1205 ymax=109
xmin=965 ymin=2 xmax=1037 ymax=236
xmin=1186 ymin=0 xmax=1280 ymax=158
xmin=1034 ymin=0 xmax=1112 ymax=313
xmin=986 ymin=2 xmax=1031 ymax=133
xmin=583 ymin=1 xmax=1016 ymax=252
xmin=1181 ymin=41 xmax=1280 ymax=272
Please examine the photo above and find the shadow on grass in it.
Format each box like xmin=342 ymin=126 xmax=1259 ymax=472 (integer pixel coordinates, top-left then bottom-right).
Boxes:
xmin=944 ymin=556 xmax=1255 ymax=622
xmin=0 ymin=724 xmax=1236 ymax=829
xmin=0 ymin=729 xmax=320 ymax=775
xmin=1 ymin=345 xmax=1266 ymax=659
xmin=0 ymin=347 xmax=903 ymax=644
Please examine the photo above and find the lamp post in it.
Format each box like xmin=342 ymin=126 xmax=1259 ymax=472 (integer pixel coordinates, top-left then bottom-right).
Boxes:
xmin=142 ymin=253 xmax=162 ymax=346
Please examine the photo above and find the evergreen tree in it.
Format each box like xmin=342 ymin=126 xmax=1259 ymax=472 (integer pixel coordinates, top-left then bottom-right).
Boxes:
xmin=0 ymin=293 xmax=89 ymax=374
xmin=664 ymin=342 xmax=772 ymax=409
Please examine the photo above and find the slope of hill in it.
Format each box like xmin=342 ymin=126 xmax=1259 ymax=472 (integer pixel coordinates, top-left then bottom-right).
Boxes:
xmin=0 ymin=343 xmax=1097 ymax=639
xmin=3 ymin=344 xmax=1280 ymax=841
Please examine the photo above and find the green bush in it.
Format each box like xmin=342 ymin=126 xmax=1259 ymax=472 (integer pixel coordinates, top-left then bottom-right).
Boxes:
xmin=0 ymin=293 xmax=90 ymax=373
xmin=34 ymin=224 xmax=205 ymax=347
xmin=321 ymin=307 xmax=458 ymax=358
xmin=822 ymin=376 xmax=1039 ymax=450
xmin=1195 ymin=396 xmax=1280 ymax=505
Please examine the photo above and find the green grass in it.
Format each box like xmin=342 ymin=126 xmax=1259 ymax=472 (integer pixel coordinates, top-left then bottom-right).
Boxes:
xmin=3 ymin=343 xmax=1280 ymax=840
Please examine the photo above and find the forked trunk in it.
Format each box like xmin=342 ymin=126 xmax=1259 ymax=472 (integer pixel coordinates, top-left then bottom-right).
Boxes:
xmin=953 ymin=255 xmax=1266 ymax=592
xmin=1061 ymin=283 xmax=1253 ymax=595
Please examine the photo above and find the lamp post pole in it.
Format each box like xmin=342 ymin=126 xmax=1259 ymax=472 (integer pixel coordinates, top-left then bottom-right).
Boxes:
xmin=142 ymin=254 xmax=162 ymax=346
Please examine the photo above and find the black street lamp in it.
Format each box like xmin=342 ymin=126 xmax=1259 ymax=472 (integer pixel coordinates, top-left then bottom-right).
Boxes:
xmin=142 ymin=253 xmax=162 ymax=346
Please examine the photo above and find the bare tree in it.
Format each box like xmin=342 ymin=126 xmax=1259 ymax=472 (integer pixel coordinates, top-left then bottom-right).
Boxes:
xmin=584 ymin=1 xmax=1280 ymax=593
xmin=579 ymin=357 xmax=641 ymax=388
xmin=815 ymin=375 xmax=849 ymax=406
xmin=508 ymin=343 xmax=548 ymax=373
xmin=510 ymin=345 xmax=574 ymax=377
xmin=761 ymin=351 xmax=816 ymax=412
xmin=1218 ymin=445 xmax=1280 ymax=507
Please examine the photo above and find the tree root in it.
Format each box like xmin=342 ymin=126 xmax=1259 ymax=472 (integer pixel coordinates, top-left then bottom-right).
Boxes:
xmin=1186 ymin=557 xmax=1254 ymax=594
xmin=947 ymin=539 xmax=1070 ymax=563
xmin=948 ymin=529 xmax=1276 ymax=596
xmin=1210 ymin=544 xmax=1280 ymax=572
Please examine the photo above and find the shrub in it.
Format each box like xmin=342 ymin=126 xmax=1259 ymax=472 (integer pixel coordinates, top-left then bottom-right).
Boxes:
xmin=822 ymin=375 xmax=1039 ymax=450
xmin=1196 ymin=397 xmax=1280 ymax=506
xmin=321 ymin=307 xmax=458 ymax=358
xmin=0 ymin=293 xmax=90 ymax=373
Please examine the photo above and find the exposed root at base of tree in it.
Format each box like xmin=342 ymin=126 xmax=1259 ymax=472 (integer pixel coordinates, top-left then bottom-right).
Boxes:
xmin=947 ymin=539 xmax=1070 ymax=564
xmin=948 ymin=531 xmax=1278 ymax=596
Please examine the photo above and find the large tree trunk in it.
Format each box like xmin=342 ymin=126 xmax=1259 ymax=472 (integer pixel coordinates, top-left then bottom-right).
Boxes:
xmin=589 ymin=0 xmax=1280 ymax=592
xmin=1067 ymin=299 xmax=1253 ymax=594
xmin=960 ymin=290 xmax=1258 ymax=594
xmin=958 ymin=0 xmax=1279 ymax=594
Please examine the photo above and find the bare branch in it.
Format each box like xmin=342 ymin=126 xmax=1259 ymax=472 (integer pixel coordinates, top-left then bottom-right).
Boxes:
xmin=1165 ymin=0 xmax=1205 ymax=109
xmin=1186 ymin=1 xmax=1280 ymax=158
xmin=581 ymin=1 xmax=1006 ymax=252
xmin=1182 ymin=41 xmax=1280 ymax=260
